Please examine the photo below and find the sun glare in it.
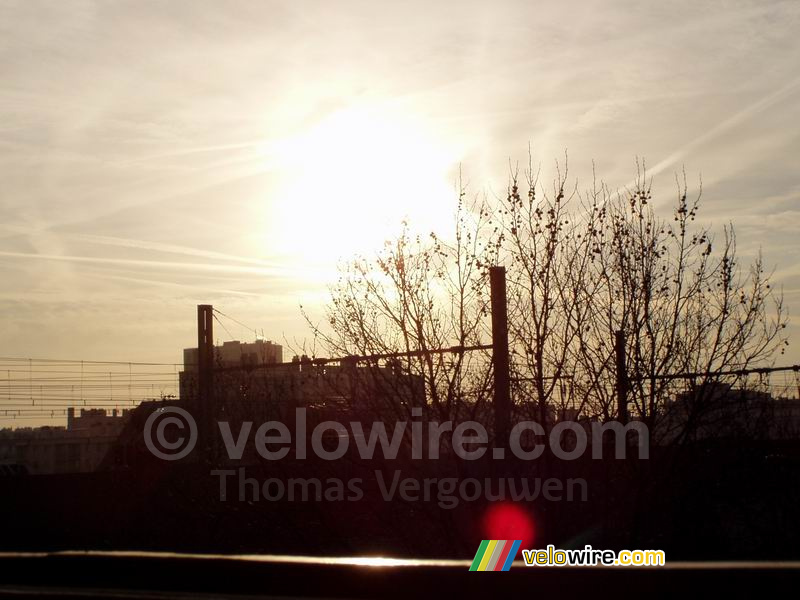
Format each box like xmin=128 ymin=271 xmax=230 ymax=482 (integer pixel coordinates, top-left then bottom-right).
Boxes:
xmin=268 ymin=106 xmax=457 ymax=268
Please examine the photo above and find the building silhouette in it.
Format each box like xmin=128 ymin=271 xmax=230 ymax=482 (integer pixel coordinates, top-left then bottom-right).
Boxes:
xmin=0 ymin=408 xmax=131 ymax=474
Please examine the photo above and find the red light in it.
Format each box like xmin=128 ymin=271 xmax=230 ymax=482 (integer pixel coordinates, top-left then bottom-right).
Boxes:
xmin=482 ymin=503 xmax=535 ymax=547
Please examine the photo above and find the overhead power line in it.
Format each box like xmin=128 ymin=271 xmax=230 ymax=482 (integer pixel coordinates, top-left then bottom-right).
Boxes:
xmin=0 ymin=357 xmax=182 ymax=366
xmin=212 ymin=308 xmax=259 ymax=339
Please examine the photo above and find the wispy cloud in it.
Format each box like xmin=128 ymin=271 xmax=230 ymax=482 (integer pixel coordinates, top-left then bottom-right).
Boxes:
xmin=1 ymin=0 xmax=799 ymax=365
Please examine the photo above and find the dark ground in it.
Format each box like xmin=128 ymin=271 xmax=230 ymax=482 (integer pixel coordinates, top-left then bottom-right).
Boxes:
xmin=2 ymin=440 xmax=799 ymax=560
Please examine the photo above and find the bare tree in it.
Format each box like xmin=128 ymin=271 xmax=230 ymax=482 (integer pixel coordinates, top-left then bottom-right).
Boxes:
xmin=303 ymin=183 xmax=500 ymax=426
xmin=569 ymin=163 xmax=788 ymax=442
xmin=307 ymin=156 xmax=789 ymax=446
xmin=499 ymin=155 xmax=600 ymax=433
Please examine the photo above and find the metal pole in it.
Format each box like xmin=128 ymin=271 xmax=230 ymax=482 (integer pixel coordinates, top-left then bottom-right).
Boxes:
xmin=615 ymin=329 xmax=628 ymax=424
xmin=490 ymin=267 xmax=511 ymax=446
xmin=197 ymin=304 xmax=214 ymax=463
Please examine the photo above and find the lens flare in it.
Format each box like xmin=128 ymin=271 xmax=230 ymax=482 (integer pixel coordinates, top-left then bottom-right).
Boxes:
xmin=482 ymin=503 xmax=535 ymax=548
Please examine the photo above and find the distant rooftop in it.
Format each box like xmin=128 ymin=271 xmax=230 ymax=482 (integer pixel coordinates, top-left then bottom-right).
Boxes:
xmin=182 ymin=339 xmax=282 ymax=371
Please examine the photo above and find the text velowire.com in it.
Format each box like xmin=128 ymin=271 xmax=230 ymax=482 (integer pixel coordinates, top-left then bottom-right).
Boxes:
xmin=522 ymin=546 xmax=666 ymax=567
xmin=144 ymin=406 xmax=649 ymax=506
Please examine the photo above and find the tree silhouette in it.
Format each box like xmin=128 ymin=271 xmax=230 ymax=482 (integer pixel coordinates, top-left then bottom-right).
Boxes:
xmin=307 ymin=156 xmax=789 ymax=445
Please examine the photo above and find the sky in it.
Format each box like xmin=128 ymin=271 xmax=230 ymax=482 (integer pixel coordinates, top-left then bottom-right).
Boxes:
xmin=1 ymin=0 xmax=799 ymax=372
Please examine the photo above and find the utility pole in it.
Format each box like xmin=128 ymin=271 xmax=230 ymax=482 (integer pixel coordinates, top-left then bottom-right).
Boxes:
xmin=197 ymin=304 xmax=215 ymax=463
xmin=490 ymin=267 xmax=511 ymax=447
xmin=615 ymin=329 xmax=628 ymax=424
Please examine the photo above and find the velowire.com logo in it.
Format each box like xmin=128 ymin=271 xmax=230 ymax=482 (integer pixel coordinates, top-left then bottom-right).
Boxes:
xmin=469 ymin=540 xmax=522 ymax=571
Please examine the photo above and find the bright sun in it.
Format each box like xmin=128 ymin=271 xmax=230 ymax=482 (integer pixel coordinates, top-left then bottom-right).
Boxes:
xmin=268 ymin=105 xmax=457 ymax=269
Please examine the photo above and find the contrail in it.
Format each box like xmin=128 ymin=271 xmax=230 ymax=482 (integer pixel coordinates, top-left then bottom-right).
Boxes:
xmin=69 ymin=232 xmax=277 ymax=268
xmin=0 ymin=248 xmax=331 ymax=280
xmin=84 ymin=272 xmax=263 ymax=297
xmin=112 ymin=140 xmax=272 ymax=166
xmin=0 ymin=250 xmax=281 ymax=276
xmin=645 ymin=76 xmax=800 ymax=180
xmin=0 ymin=225 xmax=276 ymax=268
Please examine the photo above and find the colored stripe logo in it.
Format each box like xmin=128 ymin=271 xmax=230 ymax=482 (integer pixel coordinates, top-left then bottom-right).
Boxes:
xmin=469 ymin=540 xmax=522 ymax=571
